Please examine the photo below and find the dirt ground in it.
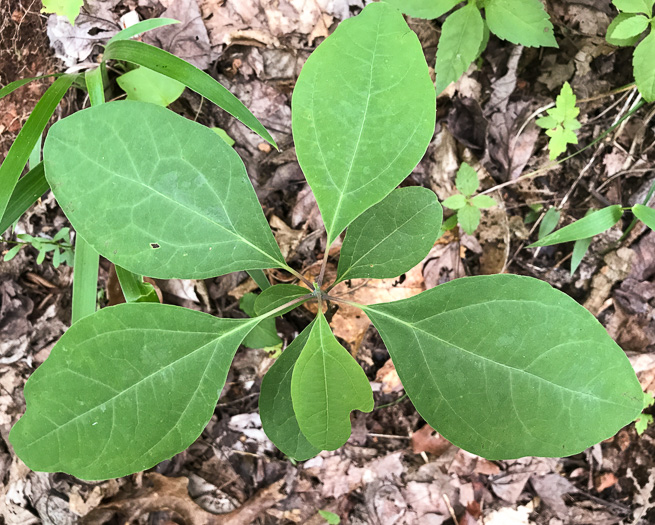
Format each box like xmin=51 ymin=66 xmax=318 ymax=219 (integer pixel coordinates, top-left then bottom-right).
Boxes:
xmin=1 ymin=0 xmax=655 ymax=524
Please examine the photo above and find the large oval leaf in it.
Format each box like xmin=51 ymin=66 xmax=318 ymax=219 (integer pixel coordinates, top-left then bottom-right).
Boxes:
xmin=292 ymin=2 xmax=436 ymax=245
xmin=336 ymin=187 xmax=442 ymax=283
xmin=362 ymin=275 xmax=642 ymax=459
xmin=10 ymin=303 xmax=257 ymax=480
xmin=291 ymin=311 xmax=374 ymax=450
xmin=634 ymin=31 xmax=655 ymax=102
xmin=43 ymin=101 xmax=286 ymax=279
xmin=259 ymin=322 xmax=321 ymax=460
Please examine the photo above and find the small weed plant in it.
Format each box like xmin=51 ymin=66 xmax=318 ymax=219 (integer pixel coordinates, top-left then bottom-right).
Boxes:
xmin=1 ymin=2 xmax=653 ymax=481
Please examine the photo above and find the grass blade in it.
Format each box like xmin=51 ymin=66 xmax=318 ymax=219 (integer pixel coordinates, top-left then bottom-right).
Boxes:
xmin=0 ymin=75 xmax=75 ymax=219
xmin=106 ymin=18 xmax=180 ymax=45
xmin=0 ymin=162 xmax=48 ymax=234
xmin=85 ymin=67 xmax=105 ymax=105
xmin=115 ymin=265 xmax=159 ymax=303
xmin=0 ymin=74 xmax=61 ymax=101
xmin=103 ymin=40 xmax=277 ymax=148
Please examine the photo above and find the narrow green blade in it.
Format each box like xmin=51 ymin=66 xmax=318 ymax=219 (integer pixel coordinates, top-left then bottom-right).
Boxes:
xmin=0 ymin=74 xmax=61 ymax=101
xmin=633 ymin=204 xmax=655 ymax=230
xmin=0 ymin=75 xmax=75 ymax=219
xmin=0 ymin=162 xmax=48 ymax=234
xmin=106 ymin=18 xmax=180 ymax=45
xmin=528 ymin=206 xmax=623 ymax=247
xmin=103 ymin=40 xmax=276 ymax=147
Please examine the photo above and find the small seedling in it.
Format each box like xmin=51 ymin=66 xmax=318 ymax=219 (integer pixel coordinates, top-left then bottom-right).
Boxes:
xmin=1 ymin=3 xmax=645 ymax=482
xmin=606 ymin=0 xmax=655 ymax=101
xmin=2 ymin=227 xmax=74 ymax=268
xmin=386 ymin=0 xmax=558 ymax=93
xmin=319 ymin=510 xmax=341 ymax=524
xmin=442 ymin=162 xmax=497 ymax=234
xmin=41 ymin=0 xmax=83 ymax=25
xmin=536 ymin=82 xmax=581 ymax=160
xmin=635 ymin=392 xmax=654 ymax=435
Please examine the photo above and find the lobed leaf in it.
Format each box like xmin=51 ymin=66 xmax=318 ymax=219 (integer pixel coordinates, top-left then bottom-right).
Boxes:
xmin=254 ymin=284 xmax=312 ymax=316
xmin=291 ymin=311 xmax=374 ymax=450
xmin=383 ymin=0 xmax=461 ymax=19
xmin=633 ymin=203 xmax=655 ymax=230
xmin=103 ymin=40 xmax=276 ymax=147
xmin=362 ymin=275 xmax=643 ymax=459
xmin=43 ymin=101 xmax=286 ymax=279
xmin=292 ymin=2 xmax=436 ymax=245
xmin=485 ymin=0 xmax=558 ymax=48
xmin=528 ymin=206 xmax=623 ymax=248
xmin=259 ymin=323 xmax=321 ymax=460
xmin=435 ymin=3 xmax=485 ymax=94
xmin=633 ymin=31 xmax=655 ymax=102
xmin=10 ymin=303 xmax=257 ymax=480
xmin=336 ymin=187 xmax=443 ymax=283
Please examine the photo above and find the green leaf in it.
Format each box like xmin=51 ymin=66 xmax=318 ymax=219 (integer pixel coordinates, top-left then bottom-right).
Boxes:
xmin=0 ymin=162 xmax=48 ymax=235
xmin=528 ymin=206 xmax=624 ymax=248
xmin=103 ymin=40 xmax=276 ymax=147
xmin=362 ymin=274 xmax=643 ymax=459
xmin=291 ymin=311 xmax=374 ymax=450
xmin=292 ymin=2 xmax=436 ymax=245
xmin=106 ymin=18 xmax=180 ymax=45
xmin=0 ymin=75 xmax=75 ymax=221
xmin=538 ymin=207 xmax=561 ymax=239
xmin=383 ymin=0 xmax=461 ymax=19
xmin=634 ymin=31 xmax=655 ymax=102
xmin=117 ymin=67 xmax=185 ymax=107
xmin=455 ymin=162 xmax=479 ymax=197
xmin=606 ymin=13 xmax=645 ymax=46
xmin=212 ymin=128 xmax=236 ymax=147
xmin=613 ymin=0 xmax=655 ymax=14
xmin=536 ymin=82 xmax=581 ymax=160
xmin=41 ymin=0 xmax=83 ymax=25
xmin=471 ymin=194 xmax=497 ymax=209
xmin=606 ymin=13 xmax=650 ymax=40
xmin=115 ymin=266 xmax=160 ymax=303
xmin=336 ymin=187 xmax=442 ymax=283
xmin=240 ymin=293 xmax=282 ymax=349
xmin=442 ymin=194 xmax=468 ymax=210
xmin=485 ymin=0 xmax=558 ymax=47
xmin=10 ymin=303 xmax=257 ymax=480
xmin=571 ymin=237 xmax=592 ymax=275
xmin=85 ymin=67 xmax=105 ymax=106
xmin=635 ymin=413 xmax=653 ymax=434
xmin=3 ymin=244 xmax=22 ymax=261
xmin=318 ymin=510 xmax=341 ymax=524
xmin=43 ymin=101 xmax=286 ymax=279
xmin=633 ymin=204 xmax=655 ymax=230
xmin=52 ymin=247 xmax=61 ymax=268
xmin=254 ymin=284 xmax=311 ymax=316
xmin=458 ymin=204 xmax=481 ymax=234
xmin=435 ymin=4 xmax=485 ymax=94
xmin=259 ymin=323 xmax=321 ymax=460
xmin=0 ymin=75 xmax=61 ymax=101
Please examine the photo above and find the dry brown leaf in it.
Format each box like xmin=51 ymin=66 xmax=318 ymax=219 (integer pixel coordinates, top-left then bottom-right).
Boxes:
xmin=595 ymin=472 xmax=618 ymax=492
xmin=411 ymin=425 xmax=453 ymax=456
xmin=375 ymin=358 xmax=403 ymax=394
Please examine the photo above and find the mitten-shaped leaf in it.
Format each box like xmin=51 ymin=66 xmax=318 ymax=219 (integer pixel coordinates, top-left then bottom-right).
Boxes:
xmin=384 ymin=0 xmax=461 ymax=19
xmin=293 ymin=2 xmax=436 ymax=245
xmin=633 ymin=31 xmax=655 ymax=102
xmin=435 ymin=4 xmax=485 ymax=94
xmin=10 ymin=303 xmax=257 ymax=480
xmin=485 ymin=0 xmax=558 ymax=47
xmin=362 ymin=275 xmax=643 ymax=459
xmin=336 ymin=187 xmax=442 ymax=283
xmin=259 ymin=323 xmax=321 ymax=460
xmin=44 ymin=101 xmax=286 ymax=279
xmin=291 ymin=311 xmax=374 ymax=450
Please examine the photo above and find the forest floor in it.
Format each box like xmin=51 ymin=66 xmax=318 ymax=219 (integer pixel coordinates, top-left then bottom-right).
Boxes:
xmin=1 ymin=0 xmax=655 ymax=524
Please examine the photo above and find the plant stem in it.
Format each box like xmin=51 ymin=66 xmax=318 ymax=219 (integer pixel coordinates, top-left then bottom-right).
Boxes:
xmin=255 ymin=293 xmax=315 ymax=320
xmin=317 ymin=251 xmax=330 ymax=288
xmin=283 ymin=265 xmax=315 ymax=288
xmin=324 ymin=293 xmax=364 ymax=309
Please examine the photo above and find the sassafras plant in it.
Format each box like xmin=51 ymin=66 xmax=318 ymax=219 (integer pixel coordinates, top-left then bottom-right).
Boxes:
xmin=4 ymin=3 xmax=644 ymax=480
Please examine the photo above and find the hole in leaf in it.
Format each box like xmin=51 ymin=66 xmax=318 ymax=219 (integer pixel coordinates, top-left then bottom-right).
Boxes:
xmin=150 ymin=243 xmax=161 ymax=249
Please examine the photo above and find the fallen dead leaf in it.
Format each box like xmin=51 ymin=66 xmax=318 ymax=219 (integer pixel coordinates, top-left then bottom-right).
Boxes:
xmin=375 ymin=358 xmax=403 ymax=394
xmin=411 ymin=425 xmax=453 ymax=456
